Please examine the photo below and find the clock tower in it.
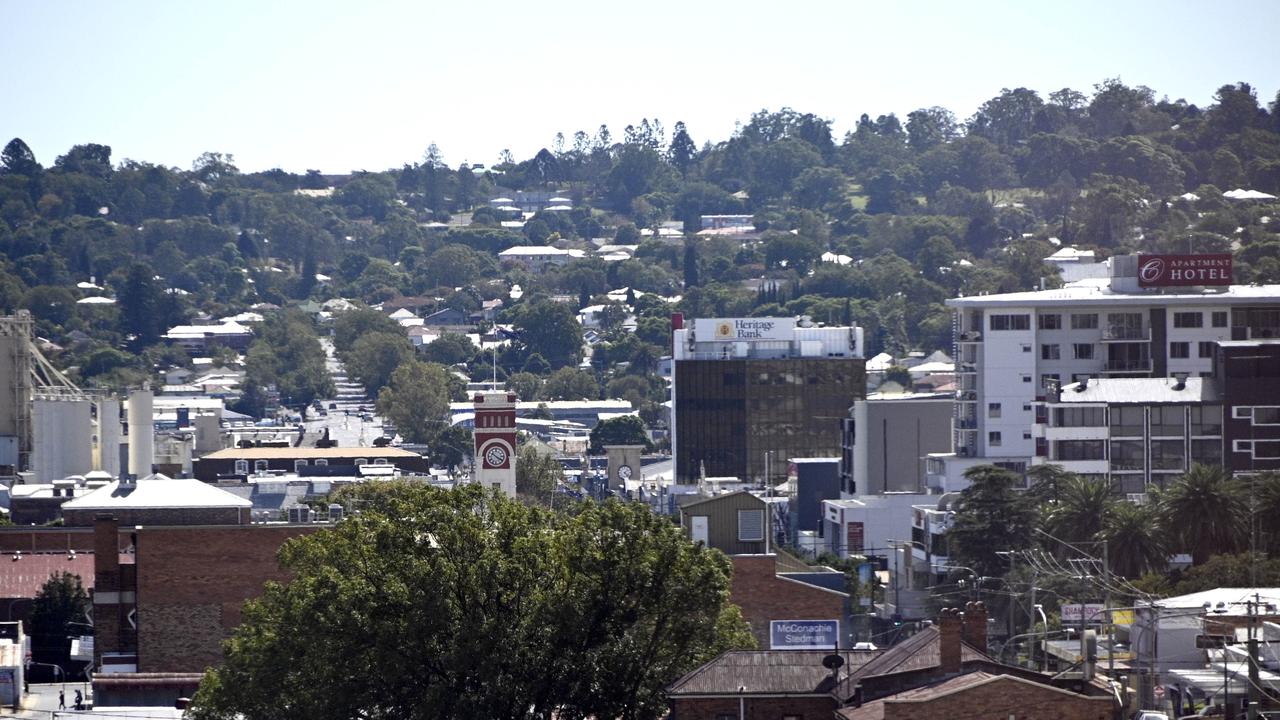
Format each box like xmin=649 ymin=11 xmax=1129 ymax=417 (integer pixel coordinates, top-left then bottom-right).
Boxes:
xmin=473 ymin=391 xmax=518 ymax=497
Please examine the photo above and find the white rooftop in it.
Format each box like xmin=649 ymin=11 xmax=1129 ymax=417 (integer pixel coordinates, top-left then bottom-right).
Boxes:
xmin=61 ymin=473 xmax=252 ymax=511
xmin=948 ymin=280 xmax=1280 ymax=308
xmin=1055 ymin=377 xmax=1220 ymax=404
xmin=1147 ymin=587 xmax=1280 ymax=611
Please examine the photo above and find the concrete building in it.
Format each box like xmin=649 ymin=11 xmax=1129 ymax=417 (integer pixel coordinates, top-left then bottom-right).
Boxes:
xmin=1034 ymin=338 xmax=1280 ymax=493
xmin=933 ymin=254 xmax=1280 ymax=492
xmin=840 ymin=390 xmax=953 ymax=496
xmin=672 ymin=316 xmax=865 ymax=484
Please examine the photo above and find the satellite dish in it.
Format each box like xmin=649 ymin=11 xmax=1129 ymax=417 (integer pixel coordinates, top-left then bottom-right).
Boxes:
xmin=822 ymin=654 xmax=845 ymax=670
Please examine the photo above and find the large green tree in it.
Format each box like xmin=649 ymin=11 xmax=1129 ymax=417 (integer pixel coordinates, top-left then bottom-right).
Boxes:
xmin=29 ymin=572 xmax=90 ymax=675
xmin=375 ymin=360 xmax=452 ymax=445
xmin=190 ymin=484 xmax=752 ymax=720
xmin=947 ymin=465 xmax=1037 ymax=578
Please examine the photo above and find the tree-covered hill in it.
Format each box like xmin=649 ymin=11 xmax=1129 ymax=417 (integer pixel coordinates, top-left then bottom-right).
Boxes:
xmin=3 ymin=79 xmax=1279 ymax=400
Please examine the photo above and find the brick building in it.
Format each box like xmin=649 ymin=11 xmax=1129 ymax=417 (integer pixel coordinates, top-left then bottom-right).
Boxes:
xmin=837 ymin=671 xmax=1114 ymax=720
xmin=92 ymin=516 xmax=321 ymax=673
xmin=669 ymin=603 xmax=1119 ymax=719
xmin=729 ymin=554 xmax=849 ymax=649
xmin=61 ymin=474 xmax=252 ymax=527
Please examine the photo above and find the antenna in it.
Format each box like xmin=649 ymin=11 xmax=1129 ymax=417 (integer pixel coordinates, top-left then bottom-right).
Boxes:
xmin=492 ymin=346 xmax=498 ymax=385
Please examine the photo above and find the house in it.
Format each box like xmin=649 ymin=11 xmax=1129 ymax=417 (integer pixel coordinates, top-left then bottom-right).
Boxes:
xmin=679 ymin=491 xmax=772 ymax=555
xmin=421 ymin=307 xmax=470 ymax=328
xmin=668 ymin=602 xmax=1118 ymax=720
xmin=163 ymin=321 xmax=253 ymax=352
xmin=496 ymin=246 xmax=585 ymax=271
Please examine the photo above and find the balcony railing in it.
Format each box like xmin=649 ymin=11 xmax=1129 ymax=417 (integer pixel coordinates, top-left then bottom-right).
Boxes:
xmin=1101 ymin=326 xmax=1150 ymax=342
xmin=1102 ymin=360 xmax=1152 ymax=373
xmin=958 ymin=331 xmax=983 ymax=342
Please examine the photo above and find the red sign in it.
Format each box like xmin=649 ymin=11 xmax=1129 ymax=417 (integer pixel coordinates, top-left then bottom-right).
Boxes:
xmin=1137 ymin=254 xmax=1232 ymax=287
xmin=846 ymin=522 xmax=864 ymax=553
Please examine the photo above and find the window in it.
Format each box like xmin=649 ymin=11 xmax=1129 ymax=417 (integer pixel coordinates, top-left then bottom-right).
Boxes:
xmin=254 ymin=460 xmax=268 ymax=472
xmin=1038 ymin=314 xmax=1062 ymax=330
xmin=1073 ymin=343 xmax=1095 ymax=360
xmin=988 ymin=402 xmax=1002 ymax=418
xmin=1189 ymin=406 xmax=1222 ymax=436
xmin=1199 ymin=341 xmax=1216 ymax=359
xmin=990 ymin=314 xmax=1030 ymax=331
xmin=1056 ymin=440 xmax=1106 ymax=461
xmin=738 ymin=509 xmax=765 ymax=541
xmin=1106 ymin=313 xmax=1144 ymax=340
xmin=1256 ymin=407 xmax=1280 ymax=425
xmin=1170 ymin=342 xmax=1190 ymax=359
xmin=355 ymin=458 xmax=368 ymax=466
xmin=1110 ymin=407 xmax=1144 ymax=437
xmin=1212 ymin=311 xmax=1228 ymax=328
xmin=1234 ymin=407 xmax=1253 ymax=419
xmin=1040 ymin=373 xmax=1060 ymax=389
xmin=1022 ymin=344 xmax=1032 ymax=353
xmin=1041 ymin=344 xmax=1060 ymax=360
xmin=1053 ymin=407 xmax=1105 ymax=427
xmin=1022 ymin=375 xmax=1033 ymax=383
xmin=1191 ymin=439 xmax=1222 ymax=466
xmin=1023 ymin=431 xmax=1032 ymax=440
xmin=1150 ymin=406 xmax=1185 ymax=436
xmin=294 ymin=459 xmax=307 ymax=472
xmin=1151 ymin=440 xmax=1185 ymax=471
xmin=1071 ymin=313 xmax=1099 ymax=330
xmin=234 ymin=460 xmax=249 ymax=475
xmin=1173 ymin=312 xmax=1203 ymax=328
xmin=1110 ymin=440 xmax=1144 ymax=471
xmin=988 ymin=431 xmax=1002 ymax=446
xmin=1023 ymin=403 xmax=1032 ymax=412
xmin=315 ymin=458 xmax=329 ymax=467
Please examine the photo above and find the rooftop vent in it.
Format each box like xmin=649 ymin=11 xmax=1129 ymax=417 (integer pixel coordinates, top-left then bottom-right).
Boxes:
xmin=1172 ymin=372 xmax=1189 ymax=391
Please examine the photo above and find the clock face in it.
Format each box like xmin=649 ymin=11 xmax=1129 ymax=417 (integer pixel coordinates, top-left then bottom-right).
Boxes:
xmin=618 ymin=464 xmax=633 ymax=480
xmin=484 ymin=445 xmax=508 ymax=468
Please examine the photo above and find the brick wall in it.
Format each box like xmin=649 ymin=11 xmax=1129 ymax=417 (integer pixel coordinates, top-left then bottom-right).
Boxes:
xmin=134 ymin=525 xmax=320 ymax=672
xmin=670 ymin=695 xmax=836 ymax=720
xmin=63 ymin=506 xmax=247 ymax=527
xmin=730 ymin=555 xmax=847 ymax=649
xmin=880 ymin=677 xmax=1113 ymax=720
xmin=0 ymin=527 xmax=105 ymax=553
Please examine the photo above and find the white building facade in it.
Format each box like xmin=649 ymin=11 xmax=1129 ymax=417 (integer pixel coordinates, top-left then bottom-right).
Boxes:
xmin=932 ymin=255 xmax=1280 ymax=493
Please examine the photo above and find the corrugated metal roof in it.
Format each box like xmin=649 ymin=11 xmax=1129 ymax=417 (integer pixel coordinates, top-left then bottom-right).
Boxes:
xmin=62 ymin=474 xmax=251 ymax=510
xmin=200 ymin=447 xmax=421 ymax=460
xmin=0 ymin=553 xmax=95 ymax=597
xmin=667 ymin=650 xmax=879 ymax=695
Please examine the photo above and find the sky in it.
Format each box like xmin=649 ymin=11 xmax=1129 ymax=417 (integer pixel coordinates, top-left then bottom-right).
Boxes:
xmin=4 ymin=0 xmax=1280 ymax=175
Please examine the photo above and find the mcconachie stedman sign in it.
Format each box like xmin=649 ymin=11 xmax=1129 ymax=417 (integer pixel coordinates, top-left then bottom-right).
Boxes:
xmin=770 ymin=619 xmax=840 ymax=650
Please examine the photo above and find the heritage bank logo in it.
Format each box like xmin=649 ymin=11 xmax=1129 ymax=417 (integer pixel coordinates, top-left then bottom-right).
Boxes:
xmin=1137 ymin=253 xmax=1232 ymax=287
xmin=717 ymin=319 xmax=777 ymax=339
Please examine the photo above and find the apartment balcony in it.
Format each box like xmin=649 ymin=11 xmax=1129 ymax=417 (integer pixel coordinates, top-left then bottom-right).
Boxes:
xmin=956 ymin=390 xmax=977 ymax=402
xmin=1102 ymin=360 xmax=1152 ymax=374
xmin=1101 ymin=327 xmax=1150 ymax=343
xmin=957 ymin=331 xmax=983 ymax=343
xmin=956 ymin=418 xmax=978 ymax=430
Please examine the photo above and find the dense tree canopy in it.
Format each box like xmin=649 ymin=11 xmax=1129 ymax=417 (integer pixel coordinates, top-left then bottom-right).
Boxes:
xmin=190 ymin=483 xmax=752 ymax=720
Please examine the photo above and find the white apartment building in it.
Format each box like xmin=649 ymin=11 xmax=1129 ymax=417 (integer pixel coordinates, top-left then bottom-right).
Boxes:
xmin=929 ymin=254 xmax=1280 ymax=493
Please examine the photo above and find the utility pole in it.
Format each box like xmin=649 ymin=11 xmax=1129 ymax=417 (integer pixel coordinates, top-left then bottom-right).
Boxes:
xmin=1103 ymin=540 xmax=1114 ymax=679
xmin=1247 ymin=593 xmax=1260 ymax=720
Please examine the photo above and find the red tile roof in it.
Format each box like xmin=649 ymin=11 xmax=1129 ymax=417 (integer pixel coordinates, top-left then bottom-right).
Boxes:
xmin=0 ymin=553 xmax=95 ymax=598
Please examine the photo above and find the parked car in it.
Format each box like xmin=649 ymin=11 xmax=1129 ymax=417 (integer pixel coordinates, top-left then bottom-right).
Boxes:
xmin=1134 ymin=711 xmax=1169 ymax=720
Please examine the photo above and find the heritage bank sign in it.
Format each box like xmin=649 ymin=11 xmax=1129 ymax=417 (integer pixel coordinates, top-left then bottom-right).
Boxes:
xmin=1137 ymin=253 xmax=1233 ymax=287
xmin=695 ymin=317 xmax=795 ymax=342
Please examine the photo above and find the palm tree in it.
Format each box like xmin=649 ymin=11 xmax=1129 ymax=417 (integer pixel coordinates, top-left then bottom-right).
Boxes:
xmin=1157 ymin=464 xmax=1246 ymax=565
xmin=1250 ymin=472 xmax=1280 ymax=553
xmin=1044 ymin=476 xmax=1115 ymax=547
xmin=1100 ymin=501 xmax=1168 ymax=578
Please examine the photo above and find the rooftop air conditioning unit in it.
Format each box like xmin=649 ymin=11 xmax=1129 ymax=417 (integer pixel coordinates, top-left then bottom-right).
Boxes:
xmin=328 ymin=504 xmax=344 ymax=522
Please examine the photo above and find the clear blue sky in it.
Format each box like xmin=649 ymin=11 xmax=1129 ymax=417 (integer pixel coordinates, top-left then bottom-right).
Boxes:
xmin=4 ymin=0 xmax=1279 ymax=174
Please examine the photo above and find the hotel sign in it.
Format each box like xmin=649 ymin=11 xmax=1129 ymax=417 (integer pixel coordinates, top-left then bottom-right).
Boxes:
xmin=695 ymin=317 xmax=795 ymax=341
xmin=1137 ymin=254 xmax=1232 ymax=287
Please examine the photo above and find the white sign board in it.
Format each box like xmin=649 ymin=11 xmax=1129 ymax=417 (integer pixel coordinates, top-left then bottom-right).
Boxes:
xmin=694 ymin=318 xmax=795 ymax=342
xmin=1060 ymin=603 xmax=1107 ymax=624
xmin=770 ymin=619 xmax=839 ymax=650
